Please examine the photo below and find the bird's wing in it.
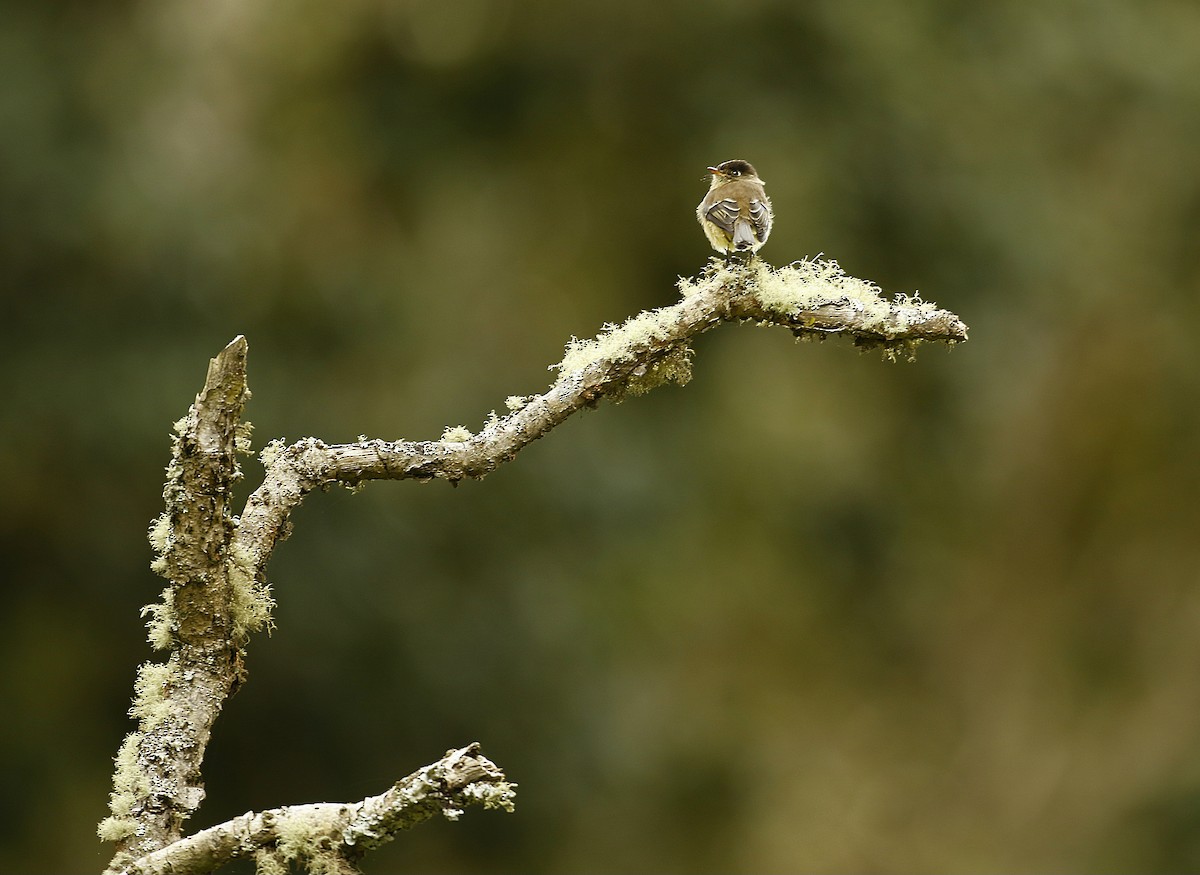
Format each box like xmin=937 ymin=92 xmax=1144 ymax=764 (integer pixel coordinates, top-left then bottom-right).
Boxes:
xmin=747 ymin=197 xmax=773 ymax=242
xmin=702 ymin=198 xmax=741 ymax=235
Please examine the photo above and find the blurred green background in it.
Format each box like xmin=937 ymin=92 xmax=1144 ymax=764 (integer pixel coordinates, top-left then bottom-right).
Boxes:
xmin=4 ymin=0 xmax=1200 ymax=871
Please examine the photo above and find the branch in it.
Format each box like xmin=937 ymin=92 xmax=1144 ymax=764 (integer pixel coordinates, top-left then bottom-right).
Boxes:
xmin=233 ymin=257 xmax=966 ymax=573
xmin=106 ymin=744 xmax=515 ymax=875
xmin=99 ymin=337 xmax=254 ymax=867
xmin=100 ymin=256 xmax=966 ymax=872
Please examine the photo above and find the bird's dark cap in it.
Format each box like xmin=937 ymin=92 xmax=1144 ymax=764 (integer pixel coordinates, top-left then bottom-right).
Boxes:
xmin=710 ymin=159 xmax=758 ymax=178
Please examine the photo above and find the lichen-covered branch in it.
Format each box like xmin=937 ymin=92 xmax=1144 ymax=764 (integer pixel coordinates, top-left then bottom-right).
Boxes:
xmin=106 ymin=744 xmax=515 ymax=875
xmin=99 ymin=337 xmax=262 ymax=871
xmin=232 ymin=257 xmax=966 ymax=575
xmin=100 ymin=256 xmax=966 ymax=873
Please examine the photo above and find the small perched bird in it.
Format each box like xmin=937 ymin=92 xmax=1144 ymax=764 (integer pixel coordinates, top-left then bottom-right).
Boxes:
xmin=696 ymin=159 xmax=773 ymax=255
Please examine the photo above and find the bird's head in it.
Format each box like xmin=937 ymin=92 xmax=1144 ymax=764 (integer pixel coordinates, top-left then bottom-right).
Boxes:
xmin=705 ymin=159 xmax=761 ymax=188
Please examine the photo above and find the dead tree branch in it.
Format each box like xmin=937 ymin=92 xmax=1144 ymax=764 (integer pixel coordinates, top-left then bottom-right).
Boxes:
xmin=100 ymin=256 xmax=967 ymax=873
xmin=107 ymin=744 xmax=514 ymax=875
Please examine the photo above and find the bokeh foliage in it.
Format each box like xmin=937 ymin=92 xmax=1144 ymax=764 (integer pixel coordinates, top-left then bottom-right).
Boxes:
xmin=3 ymin=0 xmax=1199 ymax=871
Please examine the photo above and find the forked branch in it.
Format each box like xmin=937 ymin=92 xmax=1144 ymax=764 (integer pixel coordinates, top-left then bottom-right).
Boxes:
xmin=108 ymin=744 xmax=514 ymax=875
xmin=101 ymin=257 xmax=967 ymax=874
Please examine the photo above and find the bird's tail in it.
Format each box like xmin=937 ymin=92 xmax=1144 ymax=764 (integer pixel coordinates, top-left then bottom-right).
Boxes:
xmin=732 ymin=219 xmax=756 ymax=251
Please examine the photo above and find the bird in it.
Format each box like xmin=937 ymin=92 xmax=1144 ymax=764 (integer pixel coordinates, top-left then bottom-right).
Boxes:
xmin=696 ymin=159 xmax=773 ymax=255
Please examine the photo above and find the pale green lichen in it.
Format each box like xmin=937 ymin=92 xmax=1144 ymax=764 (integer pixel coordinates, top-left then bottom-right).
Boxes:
xmin=751 ymin=257 xmax=889 ymax=316
xmin=96 ymin=813 xmax=136 ymax=843
xmin=441 ymin=425 xmax=473 ymax=442
xmin=259 ymin=437 xmax=287 ymax=470
xmin=879 ymin=339 xmax=924 ymax=363
xmin=142 ymin=586 xmax=176 ymax=650
xmin=505 ymin=395 xmax=532 ymax=411
xmin=254 ymin=847 xmax=289 ymax=875
xmin=270 ymin=808 xmax=345 ymax=875
xmin=130 ymin=661 xmax=173 ymax=728
xmin=619 ymin=346 xmax=693 ymax=399
xmin=887 ymin=292 xmax=939 ymax=332
xmin=676 ymin=259 xmax=743 ymax=298
xmin=147 ymin=512 xmax=171 ymax=554
xmin=710 ymin=258 xmax=948 ymax=360
xmin=97 ymin=732 xmax=148 ymax=841
xmin=148 ymin=511 xmax=172 ymax=578
xmin=234 ymin=420 xmax=254 ymax=456
xmin=554 ymin=305 xmax=684 ymax=378
xmin=275 ymin=808 xmax=327 ymax=856
xmin=228 ymin=541 xmax=274 ymax=641
xmin=750 ymin=258 xmax=944 ymax=337
xmin=462 ymin=779 xmax=518 ymax=814
xmin=549 ymin=306 xmax=694 ymax=403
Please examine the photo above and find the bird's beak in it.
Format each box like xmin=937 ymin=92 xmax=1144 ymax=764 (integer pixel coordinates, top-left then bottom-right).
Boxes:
xmin=707 ymin=166 xmax=720 ymax=175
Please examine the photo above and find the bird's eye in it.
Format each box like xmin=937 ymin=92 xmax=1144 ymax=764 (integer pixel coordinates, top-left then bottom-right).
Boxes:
xmin=729 ymin=169 xmax=740 ymax=176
